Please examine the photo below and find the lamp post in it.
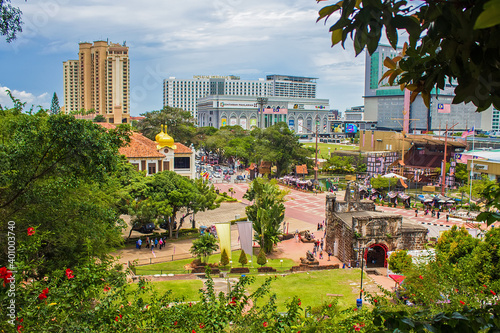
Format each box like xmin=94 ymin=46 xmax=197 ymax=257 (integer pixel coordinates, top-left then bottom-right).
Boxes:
xmin=354 ymin=246 xmax=372 ymax=308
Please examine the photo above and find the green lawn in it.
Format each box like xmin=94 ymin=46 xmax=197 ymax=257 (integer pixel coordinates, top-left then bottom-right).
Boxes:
xmin=247 ymin=269 xmax=365 ymax=311
xmin=134 ymin=250 xmax=297 ymax=275
xmin=128 ymin=280 xmax=204 ymax=302
xmin=303 ymin=142 xmax=359 ymax=159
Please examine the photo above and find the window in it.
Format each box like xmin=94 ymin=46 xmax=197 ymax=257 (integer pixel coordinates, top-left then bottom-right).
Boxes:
xmin=148 ymin=163 xmax=157 ymax=174
xmin=174 ymin=157 xmax=190 ymax=169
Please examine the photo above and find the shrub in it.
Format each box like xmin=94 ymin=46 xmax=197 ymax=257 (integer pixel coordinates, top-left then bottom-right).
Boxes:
xmin=257 ymin=249 xmax=267 ymax=267
xmin=388 ymin=250 xmax=412 ymax=274
xmin=220 ymin=249 xmax=230 ymax=267
xmin=238 ymin=250 xmax=248 ymax=267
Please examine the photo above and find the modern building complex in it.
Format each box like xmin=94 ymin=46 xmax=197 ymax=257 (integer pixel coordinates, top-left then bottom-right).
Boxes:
xmin=163 ymin=74 xmax=317 ymax=118
xmin=364 ymin=45 xmax=493 ymax=132
xmin=197 ymin=95 xmax=329 ymax=132
xmin=63 ymin=40 xmax=130 ymax=124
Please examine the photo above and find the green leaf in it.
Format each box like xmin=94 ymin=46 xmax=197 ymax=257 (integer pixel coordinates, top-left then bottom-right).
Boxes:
xmin=331 ymin=29 xmax=343 ymax=46
xmin=474 ymin=0 xmax=500 ymax=29
xmin=317 ymin=2 xmax=344 ymax=23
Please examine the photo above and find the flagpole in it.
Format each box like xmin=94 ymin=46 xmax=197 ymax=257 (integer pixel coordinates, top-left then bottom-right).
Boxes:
xmin=469 ymin=126 xmax=475 ymax=210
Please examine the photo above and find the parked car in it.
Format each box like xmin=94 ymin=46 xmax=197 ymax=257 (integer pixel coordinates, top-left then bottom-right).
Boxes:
xmin=228 ymin=169 xmax=235 ymax=175
xmin=133 ymin=222 xmax=156 ymax=234
xmin=236 ymin=175 xmax=245 ymax=181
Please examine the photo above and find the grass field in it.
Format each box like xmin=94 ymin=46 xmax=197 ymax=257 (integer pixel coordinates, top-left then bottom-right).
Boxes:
xmin=138 ymin=269 xmax=366 ymax=311
xmin=247 ymin=270 xmax=364 ymax=311
xmin=134 ymin=250 xmax=297 ymax=275
xmin=303 ymin=142 xmax=359 ymax=159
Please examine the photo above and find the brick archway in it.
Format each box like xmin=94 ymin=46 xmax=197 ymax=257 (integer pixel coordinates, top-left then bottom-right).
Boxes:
xmin=364 ymin=243 xmax=388 ymax=267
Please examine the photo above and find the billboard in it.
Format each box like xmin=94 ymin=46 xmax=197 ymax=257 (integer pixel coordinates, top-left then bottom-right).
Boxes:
xmin=288 ymin=119 xmax=295 ymax=131
xmin=221 ymin=118 xmax=227 ymax=127
xmin=230 ymin=117 xmax=237 ymax=126
xmin=345 ymin=123 xmax=358 ymax=133
xmin=263 ymin=107 xmax=288 ymax=115
xmin=250 ymin=118 xmax=257 ymax=128
xmin=240 ymin=118 xmax=247 ymax=129
xmin=219 ymin=101 xmax=258 ymax=108
xmin=297 ymin=119 xmax=304 ymax=134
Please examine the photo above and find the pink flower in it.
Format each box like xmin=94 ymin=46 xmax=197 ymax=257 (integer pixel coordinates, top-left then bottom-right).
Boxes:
xmin=27 ymin=227 xmax=35 ymax=236
xmin=65 ymin=268 xmax=74 ymax=279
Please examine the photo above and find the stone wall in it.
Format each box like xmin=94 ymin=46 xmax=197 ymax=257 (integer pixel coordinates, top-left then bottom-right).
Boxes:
xmin=401 ymin=230 xmax=428 ymax=250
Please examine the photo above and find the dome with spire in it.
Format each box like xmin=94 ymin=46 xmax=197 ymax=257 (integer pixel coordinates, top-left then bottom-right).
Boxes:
xmin=155 ymin=125 xmax=176 ymax=149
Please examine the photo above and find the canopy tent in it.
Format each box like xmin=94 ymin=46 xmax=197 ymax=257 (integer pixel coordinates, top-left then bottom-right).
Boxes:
xmin=418 ymin=194 xmax=434 ymax=203
xmin=389 ymin=274 xmax=406 ymax=285
xmin=382 ymin=173 xmax=407 ymax=180
xmin=398 ymin=193 xmax=410 ymax=200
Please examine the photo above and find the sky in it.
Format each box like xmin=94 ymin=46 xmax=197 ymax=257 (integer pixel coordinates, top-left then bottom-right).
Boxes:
xmin=0 ymin=0 xmax=368 ymax=116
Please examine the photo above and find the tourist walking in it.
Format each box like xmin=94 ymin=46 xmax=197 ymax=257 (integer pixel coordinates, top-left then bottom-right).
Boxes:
xmin=159 ymin=238 xmax=163 ymax=250
xmin=137 ymin=238 xmax=142 ymax=250
xmin=145 ymin=236 xmax=150 ymax=249
xmin=320 ymin=239 xmax=324 ymax=251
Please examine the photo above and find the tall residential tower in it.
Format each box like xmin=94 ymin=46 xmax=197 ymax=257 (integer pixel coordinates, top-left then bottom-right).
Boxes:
xmin=63 ymin=40 xmax=130 ymax=124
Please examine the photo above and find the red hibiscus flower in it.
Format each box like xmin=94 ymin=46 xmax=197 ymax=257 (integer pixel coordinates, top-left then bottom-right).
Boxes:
xmin=65 ymin=268 xmax=74 ymax=279
xmin=490 ymin=290 xmax=497 ymax=296
xmin=174 ymin=321 xmax=177 ymax=326
xmin=189 ymin=302 xmax=192 ymax=307
xmin=229 ymin=297 xmax=237 ymax=305
xmin=199 ymin=323 xmax=205 ymax=328
xmin=263 ymin=321 xmax=268 ymax=327
xmin=328 ymin=304 xmax=332 ymax=308
xmin=115 ymin=316 xmax=119 ymax=322
xmin=483 ymin=284 xmax=487 ymax=288
xmin=0 ymin=267 xmax=13 ymax=287
xmin=16 ymin=325 xmax=23 ymax=332
xmin=103 ymin=285 xmax=110 ymax=292
xmin=192 ymin=330 xmax=196 ymax=333
xmin=374 ymin=299 xmax=378 ymax=303
xmin=27 ymin=227 xmax=35 ymax=236
xmin=419 ymin=275 xmax=423 ymax=280
xmin=38 ymin=287 xmax=49 ymax=300
xmin=298 ymin=301 xmax=301 ymax=306
xmin=459 ymin=300 xmax=465 ymax=305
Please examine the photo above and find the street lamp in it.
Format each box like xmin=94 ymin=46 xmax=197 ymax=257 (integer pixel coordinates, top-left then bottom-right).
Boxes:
xmin=354 ymin=246 xmax=373 ymax=308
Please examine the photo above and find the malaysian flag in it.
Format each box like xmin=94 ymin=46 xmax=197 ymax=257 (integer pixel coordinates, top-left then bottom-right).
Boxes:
xmin=461 ymin=127 xmax=475 ymax=138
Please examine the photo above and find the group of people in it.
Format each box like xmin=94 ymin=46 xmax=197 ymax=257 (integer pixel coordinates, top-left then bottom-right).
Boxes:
xmin=414 ymin=208 xmax=450 ymax=221
xmin=136 ymin=236 xmax=166 ymax=250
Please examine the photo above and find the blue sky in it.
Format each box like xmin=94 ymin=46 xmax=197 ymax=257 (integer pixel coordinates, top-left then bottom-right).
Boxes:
xmin=0 ymin=0 xmax=368 ymax=115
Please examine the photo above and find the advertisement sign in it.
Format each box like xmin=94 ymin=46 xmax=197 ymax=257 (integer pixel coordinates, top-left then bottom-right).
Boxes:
xmin=298 ymin=119 xmax=304 ymax=134
xmin=263 ymin=107 xmax=288 ymax=115
xmin=240 ymin=118 xmax=247 ymax=129
xmin=221 ymin=118 xmax=227 ymax=127
xmin=437 ymin=103 xmax=451 ymax=113
xmin=230 ymin=118 xmax=237 ymax=126
xmin=288 ymin=119 xmax=295 ymax=131
xmin=219 ymin=101 xmax=258 ymax=108
xmin=345 ymin=123 xmax=358 ymax=133
xmin=250 ymin=118 xmax=257 ymax=128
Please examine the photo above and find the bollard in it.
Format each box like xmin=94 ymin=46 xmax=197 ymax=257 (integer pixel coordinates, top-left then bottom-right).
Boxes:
xmin=356 ymin=298 xmax=363 ymax=309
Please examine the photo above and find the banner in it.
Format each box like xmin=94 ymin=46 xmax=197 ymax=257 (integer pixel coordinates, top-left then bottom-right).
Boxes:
xmin=215 ymin=222 xmax=231 ymax=259
xmin=240 ymin=118 xmax=247 ymax=129
xmin=221 ymin=118 xmax=227 ymax=127
xmin=230 ymin=117 xmax=237 ymax=126
xmin=437 ymin=103 xmax=451 ymax=113
xmin=250 ymin=118 xmax=257 ymax=128
xmin=236 ymin=221 xmax=253 ymax=257
xmin=298 ymin=119 xmax=304 ymax=134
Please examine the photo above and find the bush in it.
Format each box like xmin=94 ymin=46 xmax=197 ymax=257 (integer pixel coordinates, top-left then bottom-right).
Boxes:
xmin=220 ymin=249 xmax=230 ymax=267
xmin=257 ymin=249 xmax=267 ymax=267
xmin=388 ymin=250 xmax=412 ymax=274
xmin=238 ymin=250 xmax=248 ymax=267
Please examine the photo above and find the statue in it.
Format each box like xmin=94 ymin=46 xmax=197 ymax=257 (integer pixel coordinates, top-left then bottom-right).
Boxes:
xmin=306 ymin=250 xmax=314 ymax=261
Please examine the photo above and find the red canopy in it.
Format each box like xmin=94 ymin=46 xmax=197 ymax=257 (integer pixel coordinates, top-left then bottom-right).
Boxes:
xmin=389 ymin=274 xmax=406 ymax=284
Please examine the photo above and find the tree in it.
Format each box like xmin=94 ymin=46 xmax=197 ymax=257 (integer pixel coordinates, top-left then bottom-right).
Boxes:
xmin=459 ymin=175 xmax=496 ymax=202
xmin=93 ymin=114 xmax=106 ymax=123
xmin=370 ymin=175 xmax=398 ymax=193
xmin=0 ymin=109 xmax=131 ymax=275
xmin=190 ymin=233 xmax=219 ymax=264
xmin=0 ymin=0 xmax=23 ymax=42
xmin=50 ymin=92 xmax=60 ymax=115
xmin=244 ymin=178 xmax=287 ymax=254
xmin=317 ymin=0 xmax=500 ymax=111
xmin=388 ymin=250 xmax=413 ymax=274
xmin=257 ymin=248 xmax=267 ymax=267
xmin=254 ymin=123 xmax=311 ymax=177
xmin=238 ymin=250 xmax=248 ymax=267
xmin=136 ymin=106 xmax=196 ymax=145
xmin=220 ymin=249 xmax=230 ymax=267
xmin=436 ymin=226 xmax=479 ymax=264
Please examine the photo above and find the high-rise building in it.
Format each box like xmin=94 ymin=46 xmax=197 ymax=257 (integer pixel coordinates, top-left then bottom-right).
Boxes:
xmin=163 ymin=74 xmax=318 ymax=118
xmin=364 ymin=45 xmax=492 ymax=132
xmin=266 ymin=75 xmax=317 ymax=99
xmin=63 ymin=40 xmax=130 ymax=124
xmin=163 ymin=75 xmax=272 ymax=118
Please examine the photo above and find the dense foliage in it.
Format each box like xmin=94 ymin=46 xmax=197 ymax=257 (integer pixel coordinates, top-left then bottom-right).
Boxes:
xmin=244 ymin=179 xmax=287 ymax=254
xmin=190 ymin=233 xmax=219 ymax=264
xmin=317 ymin=0 xmax=500 ymax=111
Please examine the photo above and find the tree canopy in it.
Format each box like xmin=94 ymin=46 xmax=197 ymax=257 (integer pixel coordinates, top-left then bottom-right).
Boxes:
xmin=317 ymin=0 xmax=500 ymax=111
xmin=0 ymin=0 xmax=22 ymax=42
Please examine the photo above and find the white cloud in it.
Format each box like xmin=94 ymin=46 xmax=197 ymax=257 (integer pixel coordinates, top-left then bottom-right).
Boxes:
xmin=0 ymin=86 xmax=50 ymax=110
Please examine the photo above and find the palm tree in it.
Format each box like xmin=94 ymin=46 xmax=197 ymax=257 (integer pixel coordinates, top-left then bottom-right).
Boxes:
xmin=190 ymin=233 xmax=219 ymax=263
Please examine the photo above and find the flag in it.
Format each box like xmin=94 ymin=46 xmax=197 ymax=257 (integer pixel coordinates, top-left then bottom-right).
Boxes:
xmin=437 ymin=103 xmax=451 ymax=113
xmin=461 ymin=127 xmax=475 ymax=138
xmin=236 ymin=221 xmax=253 ymax=257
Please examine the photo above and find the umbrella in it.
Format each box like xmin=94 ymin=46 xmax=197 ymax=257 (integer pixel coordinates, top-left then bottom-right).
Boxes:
xmin=389 ymin=274 xmax=406 ymax=285
xmin=382 ymin=173 xmax=407 ymax=180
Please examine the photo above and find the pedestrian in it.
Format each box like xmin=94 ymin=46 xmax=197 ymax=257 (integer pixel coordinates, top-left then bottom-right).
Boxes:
xmin=415 ymin=208 xmax=418 ymax=217
xmin=150 ymin=241 xmax=154 ymax=250
xmin=327 ymin=251 xmax=331 ymax=261
xmin=137 ymin=238 xmax=142 ymax=250
xmin=446 ymin=214 xmax=449 ymax=222
xmin=159 ymin=238 xmax=163 ymax=250
xmin=135 ymin=239 xmax=139 ymax=249
xmin=312 ymin=245 xmax=317 ymax=256
xmin=320 ymin=239 xmax=324 ymax=251
xmin=154 ymin=238 xmax=159 ymax=248
xmin=319 ymin=251 xmax=323 ymax=259
xmin=437 ymin=211 xmax=440 ymax=219
xmin=342 ymin=262 xmax=346 ymax=269
xmin=145 ymin=236 xmax=150 ymax=249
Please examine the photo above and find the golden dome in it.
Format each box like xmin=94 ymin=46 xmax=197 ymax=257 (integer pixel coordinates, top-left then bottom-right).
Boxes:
xmin=156 ymin=125 xmax=176 ymax=149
